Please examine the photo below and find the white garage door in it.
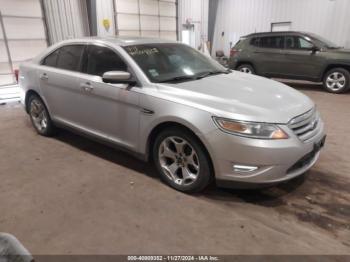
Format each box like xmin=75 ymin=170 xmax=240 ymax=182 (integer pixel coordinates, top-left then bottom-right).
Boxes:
xmin=115 ymin=0 xmax=177 ymax=40
xmin=0 ymin=0 xmax=47 ymax=86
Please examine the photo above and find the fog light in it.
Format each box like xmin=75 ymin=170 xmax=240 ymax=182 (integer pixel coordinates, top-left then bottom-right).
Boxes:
xmin=233 ymin=164 xmax=258 ymax=173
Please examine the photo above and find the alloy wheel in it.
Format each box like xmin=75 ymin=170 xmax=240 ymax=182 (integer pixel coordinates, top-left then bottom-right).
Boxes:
xmin=239 ymin=67 xmax=253 ymax=74
xmin=326 ymin=72 xmax=346 ymax=91
xmin=30 ymin=99 xmax=48 ymax=132
xmin=158 ymin=136 xmax=200 ymax=186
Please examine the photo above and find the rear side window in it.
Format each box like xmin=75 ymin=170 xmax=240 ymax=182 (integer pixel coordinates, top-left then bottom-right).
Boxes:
xmin=285 ymin=36 xmax=297 ymax=49
xmin=42 ymin=50 xmax=59 ymax=67
xmin=250 ymin=37 xmax=261 ymax=47
xmin=56 ymin=45 xmax=85 ymax=72
xmin=260 ymin=36 xmax=284 ymax=49
xmin=84 ymin=45 xmax=127 ymax=76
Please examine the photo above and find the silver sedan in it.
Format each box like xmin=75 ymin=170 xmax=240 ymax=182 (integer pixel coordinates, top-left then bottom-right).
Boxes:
xmin=19 ymin=37 xmax=326 ymax=193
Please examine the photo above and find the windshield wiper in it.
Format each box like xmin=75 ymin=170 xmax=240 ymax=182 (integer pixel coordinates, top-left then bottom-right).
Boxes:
xmin=195 ymin=69 xmax=232 ymax=79
xmin=157 ymin=75 xmax=197 ymax=83
xmin=157 ymin=69 xmax=232 ymax=83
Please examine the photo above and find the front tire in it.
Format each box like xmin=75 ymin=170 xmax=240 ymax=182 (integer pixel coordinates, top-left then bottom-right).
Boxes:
xmin=323 ymin=68 xmax=350 ymax=94
xmin=28 ymin=95 xmax=56 ymax=136
xmin=153 ymin=128 xmax=212 ymax=193
xmin=237 ymin=64 xmax=255 ymax=74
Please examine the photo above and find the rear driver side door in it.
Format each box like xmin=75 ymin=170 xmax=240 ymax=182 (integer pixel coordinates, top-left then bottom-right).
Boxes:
xmin=39 ymin=44 xmax=86 ymax=124
xmin=252 ymin=35 xmax=285 ymax=76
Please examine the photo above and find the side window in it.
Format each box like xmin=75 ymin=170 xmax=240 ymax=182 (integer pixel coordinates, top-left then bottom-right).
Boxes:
xmin=250 ymin=37 xmax=261 ymax=47
xmin=285 ymin=36 xmax=297 ymax=49
xmin=85 ymin=45 xmax=127 ymax=76
xmin=42 ymin=50 xmax=59 ymax=67
xmin=298 ymin=37 xmax=314 ymax=49
xmin=56 ymin=45 xmax=85 ymax=72
xmin=260 ymin=36 xmax=284 ymax=49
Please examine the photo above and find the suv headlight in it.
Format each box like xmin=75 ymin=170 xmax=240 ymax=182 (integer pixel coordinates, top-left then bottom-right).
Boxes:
xmin=213 ymin=117 xmax=289 ymax=139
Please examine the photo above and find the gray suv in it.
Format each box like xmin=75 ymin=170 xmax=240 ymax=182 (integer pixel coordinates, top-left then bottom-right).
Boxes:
xmin=229 ymin=31 xmax=350 ymax=93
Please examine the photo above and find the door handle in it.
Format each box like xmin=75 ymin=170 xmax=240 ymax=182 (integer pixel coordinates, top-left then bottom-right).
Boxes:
xmin=40 ymin=73 xmax=48 ymax=81
xmin=80 ymin=82 xmax=93 ymax=92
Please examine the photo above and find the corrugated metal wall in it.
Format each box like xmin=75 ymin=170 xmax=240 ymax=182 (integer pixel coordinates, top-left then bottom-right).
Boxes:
xmin=213 ymin=0 xmax=350 ymax=55
xmin=95 ymin=0 xmax=115 ymax=37
xmin=178 ymin=0 xmax=208 ymax=48
xmin=95 ymin=0 xmax=178 ymax=40
xmin=43 ymin=0 xmax=90 ymax=44
xmin=179 ymin=0 xmax=209 ymax=41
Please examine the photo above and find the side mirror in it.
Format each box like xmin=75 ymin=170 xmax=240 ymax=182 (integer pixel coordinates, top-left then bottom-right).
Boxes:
xmin=102 ymin=71 xmax=135 ymax=84
xmin=311 ymin=46 xmax=320 ymax=53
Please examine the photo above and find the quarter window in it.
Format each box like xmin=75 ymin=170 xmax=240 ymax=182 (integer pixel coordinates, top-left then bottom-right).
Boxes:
xmin=42 ymin=50 xmax=59 ymax=67
xmin=84 ymin=45 xmax=127 ymax=76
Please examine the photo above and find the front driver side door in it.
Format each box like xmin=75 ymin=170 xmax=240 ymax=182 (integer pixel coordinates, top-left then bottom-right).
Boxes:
xmin=281 ymin=35 xmax=324 ymax=79
xmin=75 ymin=44 xmax=141 ymax=151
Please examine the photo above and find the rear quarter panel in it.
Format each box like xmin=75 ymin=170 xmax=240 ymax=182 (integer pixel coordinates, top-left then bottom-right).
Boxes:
xmin=19 ymin=62 xmax=42 ymax=109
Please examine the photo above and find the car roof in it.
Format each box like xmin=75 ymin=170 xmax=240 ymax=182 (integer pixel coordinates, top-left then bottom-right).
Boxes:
xmin=59 ymin=36 xmax=178 ymax=46
xmin=243 ymin=31 xmax=310 ymax=38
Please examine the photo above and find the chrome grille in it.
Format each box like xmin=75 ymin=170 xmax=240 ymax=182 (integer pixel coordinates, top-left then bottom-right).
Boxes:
xmin=288 ymin=108 xmax=320 ymax=142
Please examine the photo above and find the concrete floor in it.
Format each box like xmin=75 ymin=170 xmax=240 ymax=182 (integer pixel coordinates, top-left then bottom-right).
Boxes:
xmin=0 ymin=83 xmax=349 ymax=255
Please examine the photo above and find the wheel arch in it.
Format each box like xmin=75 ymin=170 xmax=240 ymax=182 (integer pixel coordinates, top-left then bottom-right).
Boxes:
xmin=145 ymin=121 xmax=215 ymax=178
xmin=322 ymin=64 xmax=350 ymax=81
xmin=25 ymin=89 xmax=41 ymax=113
xmin=235 ymin=61 xmax=257 ymax=72
xmin=24 ymin=89 xmax=52 ymax=117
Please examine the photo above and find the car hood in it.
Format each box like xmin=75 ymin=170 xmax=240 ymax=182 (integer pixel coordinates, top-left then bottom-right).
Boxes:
xmin=156 ymin=72 xmax=314 ymax=124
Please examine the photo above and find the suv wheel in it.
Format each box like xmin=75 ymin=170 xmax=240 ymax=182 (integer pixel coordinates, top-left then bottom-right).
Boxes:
xmin=153 ymin=128 xmax=212 ymax=193
xmin=323 ymin=68 xmax=350 ymax=93
xmin=28 ymin=95 xmax=56 ymax=136
xmin=237 ymin=64 xmax=255 ymax=74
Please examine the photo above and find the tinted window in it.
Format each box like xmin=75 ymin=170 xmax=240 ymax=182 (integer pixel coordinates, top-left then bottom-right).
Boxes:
xmin=260 ymin=36 xmax=284 ymax=49
xmin=285 ymin=36 xmax=297 ymax=49
xmin=85 ymin=45 xmax=127 ymax=76
xmin=250 ymin=37 xmax=261 ymax=47
xmin=56 ymin=45 xmax=85 ymax=71
xmin=42 ymin=50 xmax=59 ymax=67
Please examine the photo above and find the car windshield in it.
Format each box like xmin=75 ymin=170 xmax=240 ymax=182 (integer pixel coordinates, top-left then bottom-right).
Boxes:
xmin=307 ymin=33 xmax=340 ymax=49
xmin=123 ymin=43 xmax=227 ymax=83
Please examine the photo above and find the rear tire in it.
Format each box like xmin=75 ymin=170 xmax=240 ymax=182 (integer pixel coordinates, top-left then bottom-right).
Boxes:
xmin=28 ymin=94 xmax=56 ymax=136
xmin=153 ymin=128 xmax=212 ymax=193
xmin=237 ymin=64 xmax=255 ymax=74
xmin=323 ymin=68 xmax=350 ymax=94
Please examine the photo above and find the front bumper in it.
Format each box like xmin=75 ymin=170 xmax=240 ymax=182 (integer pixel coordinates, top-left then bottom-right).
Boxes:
xmin=204 ymin=119 xmax=325 ymax=186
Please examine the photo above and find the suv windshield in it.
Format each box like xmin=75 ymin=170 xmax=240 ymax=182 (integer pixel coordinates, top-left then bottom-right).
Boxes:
xmin=307 ymin=33 xmax=340 ymax=49
xmin=124 ymin=44 xmax=227 ymax=83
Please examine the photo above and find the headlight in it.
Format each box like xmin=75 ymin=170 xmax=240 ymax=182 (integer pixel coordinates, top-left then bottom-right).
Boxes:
xmin=213 ymin=117 xmax=289 ymax=139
